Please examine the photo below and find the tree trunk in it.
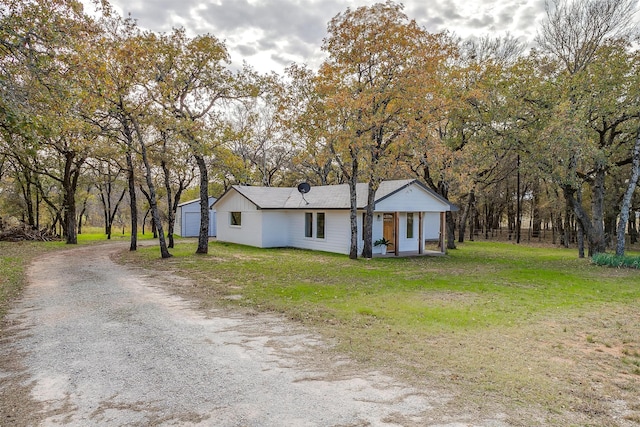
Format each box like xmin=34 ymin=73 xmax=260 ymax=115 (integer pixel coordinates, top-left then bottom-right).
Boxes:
xmin=142 ymin=209 xmax=149 ymax=235
xmin=531 ymin=180 xmax=542 ymax=239
xmin=577 ymin=221 xmax=585 ymax=258
xmin=434 ymin=180 xmax=456 ymax=249
xmin=468 ymin=190 xmax=476 ymax=242
xmin=348 ymin=157 xmax=359 ymax=260
xmin=194 ymin=154 xmax=209 ymax=254
xmin=590 ymin=165 xmax=607 ymax=255
xmin=629 ymin=216 xmax=638 ymax=245
xmin=18 ymin=170 xmax=36 ymax=228
xmin=516 ymin=155 xmax=521 ymax=244
xmin=362 ymin=180 xmax=378 ymax=259
xmin=77 ymin=203 xmax=87 ymax=235
xmin=505 ymin=181 xmax=515 ymax=241
xmin=161 ymin=158 xmax=175 ymax=249
xmin=125 ymin=135 xmax=138 ymax=251
xmin=64 ymin=189 xmax=77 ymax=244
xmin=134 ymin=124 xmax=171 ymax=259
xmin=458 ymin=188 xmax=474 ymax=243
xmin=446 ymin=212 xmax=456 ymax=250
xmin=152 ymin=216 xmax=158 ymax=239
xmin=616 ymin=130 xmax=640 ymax=256
xmin=62 ymin=152 xmax=82 ymax=245
xmin=101 ymin=191 xmax=111 ymax=239
xmin=563 ymin=199 xmax=572 ymax=248
xmin=563 ymin=185 xmax=592 ymax=257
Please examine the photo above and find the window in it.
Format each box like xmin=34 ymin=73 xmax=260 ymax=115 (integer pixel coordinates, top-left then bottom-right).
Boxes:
xmin=406 ymin=213 xmax=414 ymax=238
xmin=305 ymin=212 xmax=313 ymax=237
xmin=316 ymin=213 xmax=325 ymax=239
xmin=230 ymin=211 xmax=242 ymax=226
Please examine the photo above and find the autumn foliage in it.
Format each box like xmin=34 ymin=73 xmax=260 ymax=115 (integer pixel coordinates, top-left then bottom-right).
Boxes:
xmin=1 ymin=0 xmax=639 ymax=258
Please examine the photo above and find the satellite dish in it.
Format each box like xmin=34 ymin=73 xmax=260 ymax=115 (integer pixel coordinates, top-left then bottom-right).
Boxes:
xmin=297 ymin=182 xmax=311 ymax=205
xmin=297 ymin=182 xmax=311 ymax=194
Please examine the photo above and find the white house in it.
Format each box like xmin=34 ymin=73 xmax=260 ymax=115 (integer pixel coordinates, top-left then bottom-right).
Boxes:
xmin=212 ymin=179 xmax=457 ymax=256
xmin=175 ymin=196 xmax=217 ymax=237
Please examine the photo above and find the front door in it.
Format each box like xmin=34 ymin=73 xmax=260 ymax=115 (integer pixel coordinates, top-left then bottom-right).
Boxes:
xmin=383 ymin=213 xmax=395 ymax=252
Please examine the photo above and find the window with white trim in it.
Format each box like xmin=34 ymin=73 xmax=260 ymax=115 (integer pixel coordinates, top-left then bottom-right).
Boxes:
xmin=230 ymin=211 xmax=242 ymax=226
xmin=406 ymin=213 xmax=414 ymax=238
xmin=317 ymin=213 xmax=325 ymax=239
xmin=305 ymin=212 xmax=313 ymax=237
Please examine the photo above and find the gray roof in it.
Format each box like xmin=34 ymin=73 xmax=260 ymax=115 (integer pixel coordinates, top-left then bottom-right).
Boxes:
xmin=214 ymin=179 xmax=457 ymax=211
xmin=178 ymin=196 xmax=216 ymax=208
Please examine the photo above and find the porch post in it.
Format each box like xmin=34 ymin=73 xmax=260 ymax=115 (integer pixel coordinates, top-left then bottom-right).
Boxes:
xmin=440 ymin=211 xmax=446 ymax=254
xmin=394 ymin=211 xmax=400 ymax=256
xmin=418 ymin=212 xmax=424 ymax=255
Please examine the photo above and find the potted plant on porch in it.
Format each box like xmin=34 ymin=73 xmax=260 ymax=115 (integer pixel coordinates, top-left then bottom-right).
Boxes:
xmin=374 ymin=238 xmax=391 ymax=255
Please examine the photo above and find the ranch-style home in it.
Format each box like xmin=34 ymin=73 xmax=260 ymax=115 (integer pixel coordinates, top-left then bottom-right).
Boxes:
xmin=212 ymin=179 xmax=457 ymax=257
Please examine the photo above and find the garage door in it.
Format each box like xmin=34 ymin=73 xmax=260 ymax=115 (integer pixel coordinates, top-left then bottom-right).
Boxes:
xmin=184 ymin=212 xmax=200 ymax=237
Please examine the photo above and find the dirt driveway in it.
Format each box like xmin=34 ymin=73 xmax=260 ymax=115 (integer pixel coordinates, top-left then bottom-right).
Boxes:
xmin=0 ymin=244 xmax=510 ymax=426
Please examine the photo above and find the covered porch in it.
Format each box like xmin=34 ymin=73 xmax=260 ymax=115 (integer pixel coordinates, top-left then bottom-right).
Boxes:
xmin=371 ymin=211 xmax=448 ymax=257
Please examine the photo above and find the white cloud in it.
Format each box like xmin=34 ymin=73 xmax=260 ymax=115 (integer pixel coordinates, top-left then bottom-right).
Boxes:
xmin=84 ymin=0 xmax=636 ymax=74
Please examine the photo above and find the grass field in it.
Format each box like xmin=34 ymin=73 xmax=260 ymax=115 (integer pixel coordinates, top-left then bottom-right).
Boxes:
xmin=126 ymin=240 xmax=640 ymax=426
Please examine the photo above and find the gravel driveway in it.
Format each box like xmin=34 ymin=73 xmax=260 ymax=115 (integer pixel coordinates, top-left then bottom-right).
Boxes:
xmin=1 ymin=243 xmax=465 ymax=427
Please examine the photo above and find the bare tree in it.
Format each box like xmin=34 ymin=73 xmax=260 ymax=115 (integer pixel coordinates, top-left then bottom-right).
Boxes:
xmin=537 ymin=0 xmax=637 ymax=74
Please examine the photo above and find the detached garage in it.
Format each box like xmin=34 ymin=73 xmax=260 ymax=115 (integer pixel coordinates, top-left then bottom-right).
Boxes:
xmin=175 ymin=196 xmax=217 ymax=237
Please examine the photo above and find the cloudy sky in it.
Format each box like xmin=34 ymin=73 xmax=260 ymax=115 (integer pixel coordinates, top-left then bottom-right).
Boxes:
xmin=86 ymin=0 xmax=552 ymax=74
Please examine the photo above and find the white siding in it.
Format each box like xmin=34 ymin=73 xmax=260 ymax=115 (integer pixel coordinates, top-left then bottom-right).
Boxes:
xmin=397 ymin=212 xmax=419 ymax=253
xmin=370 ymin=213 xmax=385 ymax=255
xmin=288 ymin=211 xmax=352 ymax=255
xmin=262 ymin=211 xmax=291 ymax=247
xmin=175 ymin=207 xmax=182 ymax=236
xmin=215 ymin=191 xmax=263 ymax=247
xmin=423 ymin=212 xmax=440 ymax=240
xmin=375 ymin=183 xmax=449 ymax=212
xmin=215 ymin=185 xmax=446 ymax=255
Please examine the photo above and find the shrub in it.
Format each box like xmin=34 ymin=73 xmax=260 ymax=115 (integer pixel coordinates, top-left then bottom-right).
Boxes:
xmin=592 ymin=252 xmax=640 ymax=269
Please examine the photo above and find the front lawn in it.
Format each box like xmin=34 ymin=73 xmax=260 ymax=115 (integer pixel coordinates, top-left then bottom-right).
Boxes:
xmin=127 ymin=240 xmax=640 ymax=425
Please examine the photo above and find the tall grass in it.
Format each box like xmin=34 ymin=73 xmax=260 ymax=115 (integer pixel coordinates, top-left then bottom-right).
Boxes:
xmin=592 ymin=252 xmax=640 ymax=269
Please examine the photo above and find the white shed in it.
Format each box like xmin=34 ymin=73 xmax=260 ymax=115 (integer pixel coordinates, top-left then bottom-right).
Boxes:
xmin=175 ymin=196 xmax=217 ymax=237
xmin=212 ymin=180 xmax=457 ymax=256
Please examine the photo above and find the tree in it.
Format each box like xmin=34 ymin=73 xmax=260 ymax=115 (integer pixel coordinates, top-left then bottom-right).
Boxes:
xmin=616 ymin=130 xmax=640 ymax=256
xmin=88 ymin=157 xmax=127 ymax=239
xmin=0 ymin=0 xmax=101 ymax=244
xmin=157 ymin=130 xmax=196 ymax=248
xmin=536 ymin=0 xmax=640 ymax=256
xmin=320 ymin=1 xmax=453 ymax=258
xmin=83 ymin=9 xmax=174 ymax=257
xmin=144 ymin=29 xmax=258 ymax=254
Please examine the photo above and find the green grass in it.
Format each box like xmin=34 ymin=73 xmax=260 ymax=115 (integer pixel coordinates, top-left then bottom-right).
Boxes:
xmin=126 ymin=240 xmax=640 ymax=424
xmin=140 ymin=241 xmax=638 ymax=330
xmin=592 ymin=252 xmax=640 ymax=269
xmin=0 ymin=241 xmax=64 ymax=320
xmin=77 ymin=226 xmax=157 ymax=243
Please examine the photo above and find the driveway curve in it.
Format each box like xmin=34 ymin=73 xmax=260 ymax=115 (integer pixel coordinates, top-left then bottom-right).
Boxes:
xmin=1 ymin=243 xmax=454 ymax=426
